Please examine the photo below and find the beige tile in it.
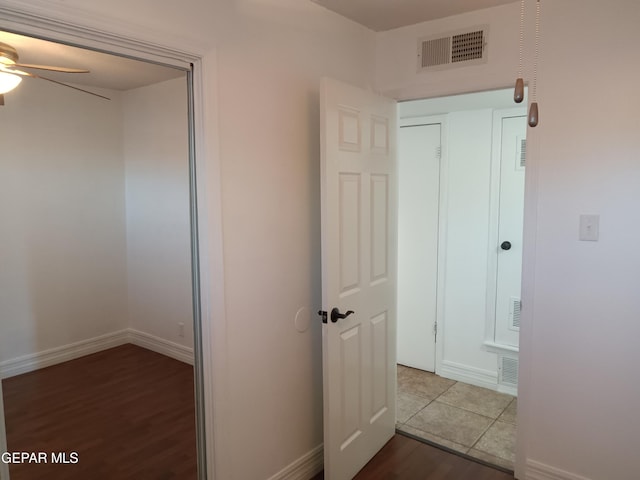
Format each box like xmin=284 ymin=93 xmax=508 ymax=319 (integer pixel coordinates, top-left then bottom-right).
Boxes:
xmin=396 ymin=392 xmax=430 ymax=424
xmin=498 ymin=398 xmax=517 ymax=425
xmin=467 ymin=448 xmax=514 ymax=471
xmin=406 ymin=401 xmax=493 ymax=447
xmin=397 ymin=364 xmax=416 ymax=380
xmin=397 ymin=367 xmax=455 ymax=400
xmin=397 ymin=424 xmax=469 ymax=454
xmin=473 ymin=421 xmax=516 ymax=463
xmin=437 ymin=382 xmax=514 ymax=419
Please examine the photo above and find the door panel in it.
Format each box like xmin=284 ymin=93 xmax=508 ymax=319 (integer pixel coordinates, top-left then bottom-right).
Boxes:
xmin=321 ymin=77 xmax=397 ymax=480
xmin=397 ymin=123 xmax=441 ymax=372
xmin=495 ymin=115 xmax=527 ymax=347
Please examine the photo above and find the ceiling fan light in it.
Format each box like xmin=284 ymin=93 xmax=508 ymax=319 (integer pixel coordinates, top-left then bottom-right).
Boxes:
xmin=0 ymin=71 xmax=22 ymax=94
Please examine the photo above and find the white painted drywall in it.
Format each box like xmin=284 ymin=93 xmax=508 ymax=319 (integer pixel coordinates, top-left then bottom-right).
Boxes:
xmin=380 ymin=2 xmax=640 ymax=479
xmin=0 ymin=76 xmax=127 ymax=363
xmin=122 ymin=77 xmax=193 ymax=349
xmin=2 ymin=2 xmax=376 ymax=478
xmin=15 ymin=1 xmax=640 ymax=480
xmin=214 ymin=9 xmax=375 ymax=479
xmin=521 ymin=2 xmax=640 ymax=479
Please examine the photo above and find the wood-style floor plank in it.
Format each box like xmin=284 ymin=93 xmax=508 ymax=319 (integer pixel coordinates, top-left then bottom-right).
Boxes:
xmin=2 ymin=344 xmax=197 ymax=480
xmin=313 ymin=434 xmax=514 ymax=480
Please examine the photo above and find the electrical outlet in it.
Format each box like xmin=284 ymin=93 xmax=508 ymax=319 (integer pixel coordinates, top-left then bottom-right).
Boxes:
xmin=178 ymin=322 xmax=185 ymax=337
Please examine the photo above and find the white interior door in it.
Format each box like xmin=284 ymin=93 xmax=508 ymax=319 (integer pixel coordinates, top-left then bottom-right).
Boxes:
xmin=320 ymin=77 xmax=397 ymax=480
xmin=397 ymin=123 xmax=441 ymax=372
xmin=494 ymin=114 xmax=527 ymax=347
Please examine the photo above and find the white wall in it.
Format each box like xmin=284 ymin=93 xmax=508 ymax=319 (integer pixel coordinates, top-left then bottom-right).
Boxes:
xmin=15 ymin=1 xmax=640 ymax=479
xmin=4 ymin=1 xmax=377 ymax=478
xmin=122 ymin=77 xmax=193 ymax=349
xmin=214 ymin=7 xmax=375 ymax=478
xmin=523 ymin=1 xmax=640 ymax=478
xmin=0 ymin=76 xmax=127 ymax=365
xmin=0 ymin=72 xmax=194 ymax=370
xmin=381 ymin=2 xmax=640 ymax=479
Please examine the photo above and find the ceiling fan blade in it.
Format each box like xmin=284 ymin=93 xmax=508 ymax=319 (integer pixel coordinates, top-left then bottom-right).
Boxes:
xmin=13 ymin=63 xmax=90 ymax=74
xmin=30 ymin=72 xmax=110 ymax=100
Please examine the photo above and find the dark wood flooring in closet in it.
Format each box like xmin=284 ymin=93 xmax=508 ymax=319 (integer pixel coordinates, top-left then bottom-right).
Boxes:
xmin=313 ymin=434 xmax=514 ymax=480
xmin=2 ymin=344 xmax=197 ymax=480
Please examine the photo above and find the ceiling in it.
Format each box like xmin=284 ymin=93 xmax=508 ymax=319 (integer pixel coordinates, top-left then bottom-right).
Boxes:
xmin=0 ymin=30 xmax=185 ymax=91
xmin=311 ymin=0 xmax=519 ymax=32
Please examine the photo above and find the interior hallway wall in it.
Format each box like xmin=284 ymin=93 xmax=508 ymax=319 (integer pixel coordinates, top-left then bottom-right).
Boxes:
xmin=122 ymin=77 xmax=193 ymax=350
xmin=379 ymin=1 xmax=640 ymax=479
xmin=0 ymin=76 xmax=127 ymax=366
xmin=11 ymin=1 xmax=378 ymax=478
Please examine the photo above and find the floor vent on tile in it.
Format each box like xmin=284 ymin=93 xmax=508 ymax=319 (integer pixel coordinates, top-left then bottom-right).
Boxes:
xmin=498 ymin=354 xmax=518 ymax=389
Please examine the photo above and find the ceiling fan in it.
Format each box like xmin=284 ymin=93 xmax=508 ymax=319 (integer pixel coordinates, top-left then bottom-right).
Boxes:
xmin=0 ymin=41 xmax=110 ymax=105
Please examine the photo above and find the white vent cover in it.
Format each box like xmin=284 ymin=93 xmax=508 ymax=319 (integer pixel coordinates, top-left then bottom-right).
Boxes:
xmin=418 ymin=26 xmax=488 ymax=72
xmin=516 ymin=137 xmax=527 ymax=169
xmin=498 ymin=354 xmax=519 ymax=388
xmin=509 ymin=297 xmax=521 ymax=331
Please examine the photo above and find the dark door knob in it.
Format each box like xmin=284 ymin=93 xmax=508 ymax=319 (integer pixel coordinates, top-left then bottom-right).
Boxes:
xmin=500 ymin=241 xmax=512 ymax=251
xmin=330 ymin=307 xmax=355 ymax=323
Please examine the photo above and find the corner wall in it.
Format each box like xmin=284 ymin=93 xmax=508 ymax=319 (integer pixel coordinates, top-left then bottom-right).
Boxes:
xmin=379 ymin=1 xmax=640 ymax=479
xmin=0 ymin=76 xmax=127 ymax=366
xmin=122 ymin=77 xmax=194 ymax=352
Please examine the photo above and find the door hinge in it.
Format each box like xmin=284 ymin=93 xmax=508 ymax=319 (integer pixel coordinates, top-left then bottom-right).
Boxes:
xmin=433 ymin=322 xmax=437 ymax=339
xmin=436 ymin=146 xmax=442 ymax=159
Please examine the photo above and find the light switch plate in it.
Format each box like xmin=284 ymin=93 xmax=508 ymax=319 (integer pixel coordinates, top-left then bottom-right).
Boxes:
xmin=579 ymin=214 xmax=600 ymax=241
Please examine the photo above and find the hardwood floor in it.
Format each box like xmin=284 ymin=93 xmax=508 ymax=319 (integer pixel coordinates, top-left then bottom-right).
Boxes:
xmin=2 ymin=344 xmax=197 ymax=480
xmin=313 ymin=434 xmax=514 ymax=480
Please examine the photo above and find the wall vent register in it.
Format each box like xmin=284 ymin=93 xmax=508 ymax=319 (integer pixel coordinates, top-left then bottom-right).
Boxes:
xmin=418 ymin=26 xmax=488 ymax=71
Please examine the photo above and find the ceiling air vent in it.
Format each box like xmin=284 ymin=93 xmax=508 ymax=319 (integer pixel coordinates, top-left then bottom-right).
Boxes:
xmin=418 ymin=26 xmax=488 ymax=72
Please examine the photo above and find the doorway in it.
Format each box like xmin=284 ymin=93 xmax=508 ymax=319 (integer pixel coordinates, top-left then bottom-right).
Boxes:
xmin=395 ymin=88 xmax=527 ymax=470
xmin=0 ymin=29 xmax=206 ymax=480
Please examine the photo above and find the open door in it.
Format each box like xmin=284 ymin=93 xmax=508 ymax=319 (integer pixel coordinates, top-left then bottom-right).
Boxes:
xmin=320 ymin=78 xmax=397 ymax=479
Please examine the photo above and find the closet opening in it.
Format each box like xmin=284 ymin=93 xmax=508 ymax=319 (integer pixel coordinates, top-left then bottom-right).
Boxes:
xmin=0 ymin=29 xmax=206 ymax=480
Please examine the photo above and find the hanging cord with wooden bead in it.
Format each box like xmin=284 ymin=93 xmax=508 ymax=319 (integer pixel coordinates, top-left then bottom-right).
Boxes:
xmin=528 ymin=0 xmax=540 ymax=127
xmin=514 ymin=0 xmax=525 ymax=103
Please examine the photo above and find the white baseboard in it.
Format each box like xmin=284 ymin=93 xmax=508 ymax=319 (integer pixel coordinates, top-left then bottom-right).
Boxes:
xmin=267 ymin=444 xmax=323 ymax=480
xmin=0 ymin=330 xmax=129 ymax=379
xmin=127 ymin=328 xmax=194 ymax=365
xmin=526 ymin=460 xmax=593 ymax=480
xmin=0 ymin=328 xmax=194 ymax=379
xmin=438 ymin=360 xmax=499 ymax=391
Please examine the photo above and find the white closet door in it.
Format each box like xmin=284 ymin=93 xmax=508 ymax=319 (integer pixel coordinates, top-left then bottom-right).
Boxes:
xmin=397 ymin=123 xmax=441 ymax=372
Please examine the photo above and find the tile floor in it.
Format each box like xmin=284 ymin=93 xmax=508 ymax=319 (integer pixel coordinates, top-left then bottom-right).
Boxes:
xmin=396 ymin=364 xmax=517 ymax=471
